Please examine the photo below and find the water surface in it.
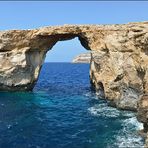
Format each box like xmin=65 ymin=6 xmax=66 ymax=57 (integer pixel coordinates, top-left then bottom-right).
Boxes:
xmin=0 ymin=63 xmax=144 ymax=148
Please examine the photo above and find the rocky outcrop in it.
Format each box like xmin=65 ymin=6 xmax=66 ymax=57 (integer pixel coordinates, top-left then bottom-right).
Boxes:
xmin=0 ymin=22 xmax=148 ymax=139
xmin=90 ymin=48 xmax=147 ymax=111
xmin=72 ymin=52 xmax=91 ymax=63
xmin=89 ymin=22 xmax=148 ymax=112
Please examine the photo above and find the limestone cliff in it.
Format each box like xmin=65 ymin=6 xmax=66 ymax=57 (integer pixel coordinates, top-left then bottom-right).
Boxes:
xmin=0 ymin=22 xmax=148 ymax=143
xmin=72 ymin=52 xmax=91 ymax=63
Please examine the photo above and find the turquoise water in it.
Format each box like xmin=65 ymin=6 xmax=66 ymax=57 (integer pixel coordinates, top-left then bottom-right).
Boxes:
xmin=0 ymin=63 xmax=144 ymax=148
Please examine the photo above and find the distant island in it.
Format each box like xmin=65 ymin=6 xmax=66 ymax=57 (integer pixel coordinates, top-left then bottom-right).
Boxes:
xmin=72 ymin=52 xmax=91 ymax=63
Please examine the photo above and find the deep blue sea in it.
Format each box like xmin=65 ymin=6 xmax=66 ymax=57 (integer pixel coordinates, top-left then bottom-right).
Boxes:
xmin=0 ymin=63 xmax=144 ymax=148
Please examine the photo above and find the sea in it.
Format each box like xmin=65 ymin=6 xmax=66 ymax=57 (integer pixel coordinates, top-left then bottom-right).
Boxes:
xmin=0 ymin=63 xmax=144 ymax=148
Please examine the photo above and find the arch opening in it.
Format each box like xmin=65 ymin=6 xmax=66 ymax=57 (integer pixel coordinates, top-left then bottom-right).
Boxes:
xmin=33 ymin=37 xmax=91 ymax=91
xmin=44 ymin=37 xmax=90 ymax=63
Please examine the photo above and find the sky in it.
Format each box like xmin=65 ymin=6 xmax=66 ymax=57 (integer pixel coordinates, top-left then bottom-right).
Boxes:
xmin=0 ymin=1 xmax=148 ymax=62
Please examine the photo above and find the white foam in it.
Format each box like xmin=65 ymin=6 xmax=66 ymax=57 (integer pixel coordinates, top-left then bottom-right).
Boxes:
xmin=115 ymin=117 xmax=144 ymax=148
xmin=123 ymin=117 xmax=143 ymax=130
xmin=84 ymin=92 xmax=98 ymax=100
xmin=88 ymin=102 xmax=144 ymax=147
xmin=88 ymin=104 xmax=121 ymax=118
xmin=116 ymin=136 xmax=144 ymax=148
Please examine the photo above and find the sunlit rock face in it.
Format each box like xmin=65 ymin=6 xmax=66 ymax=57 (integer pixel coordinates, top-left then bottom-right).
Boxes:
xmin=0 ymin=22 xmax=147 ymax=112
xmin=90 ymin=48 xmax=147 ymax=111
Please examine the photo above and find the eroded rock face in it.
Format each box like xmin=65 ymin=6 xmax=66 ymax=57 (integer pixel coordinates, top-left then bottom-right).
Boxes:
xmin=90 ymin=48 xmax=147 ymax=111
xmin=0 ymin=23 xmax=148 ymax=112
xmin=72 ymin=52 xmax=91 ymax=63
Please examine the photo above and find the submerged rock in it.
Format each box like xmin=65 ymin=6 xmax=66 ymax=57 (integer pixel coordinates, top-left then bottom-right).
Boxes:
xmin=72 ymin=52 xmax=91 ymax=63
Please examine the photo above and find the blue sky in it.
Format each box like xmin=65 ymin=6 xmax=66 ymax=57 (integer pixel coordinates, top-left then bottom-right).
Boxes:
xmin=0 ymin=1 xmax=148 ymax=62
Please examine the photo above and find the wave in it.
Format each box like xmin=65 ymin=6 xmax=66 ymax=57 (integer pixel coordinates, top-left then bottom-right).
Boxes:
xmin=88 ymin=102 xmax=144 ymax=147
xmin=115 ymin=116 xmax=143 ymax=148
xmin=88 ymin=104 xmax=121 ymax=118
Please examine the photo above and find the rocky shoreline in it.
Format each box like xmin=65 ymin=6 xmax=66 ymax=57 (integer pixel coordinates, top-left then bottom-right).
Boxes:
xmin=0 ymin=22 xmax=147 ymax=146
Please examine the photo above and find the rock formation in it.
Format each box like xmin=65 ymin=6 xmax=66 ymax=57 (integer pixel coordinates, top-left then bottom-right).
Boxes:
xmin=0 ymin=23 xmax=147 ymax=93
xmin=72 ymin=52 xmax=91 ymax=63
xmin=0 ymin=22 xmax=148 ymax=144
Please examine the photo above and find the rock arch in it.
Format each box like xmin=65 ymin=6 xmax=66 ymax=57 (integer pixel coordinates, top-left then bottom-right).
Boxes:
xmin=0 ymin=23 xmax=147 ymax=111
